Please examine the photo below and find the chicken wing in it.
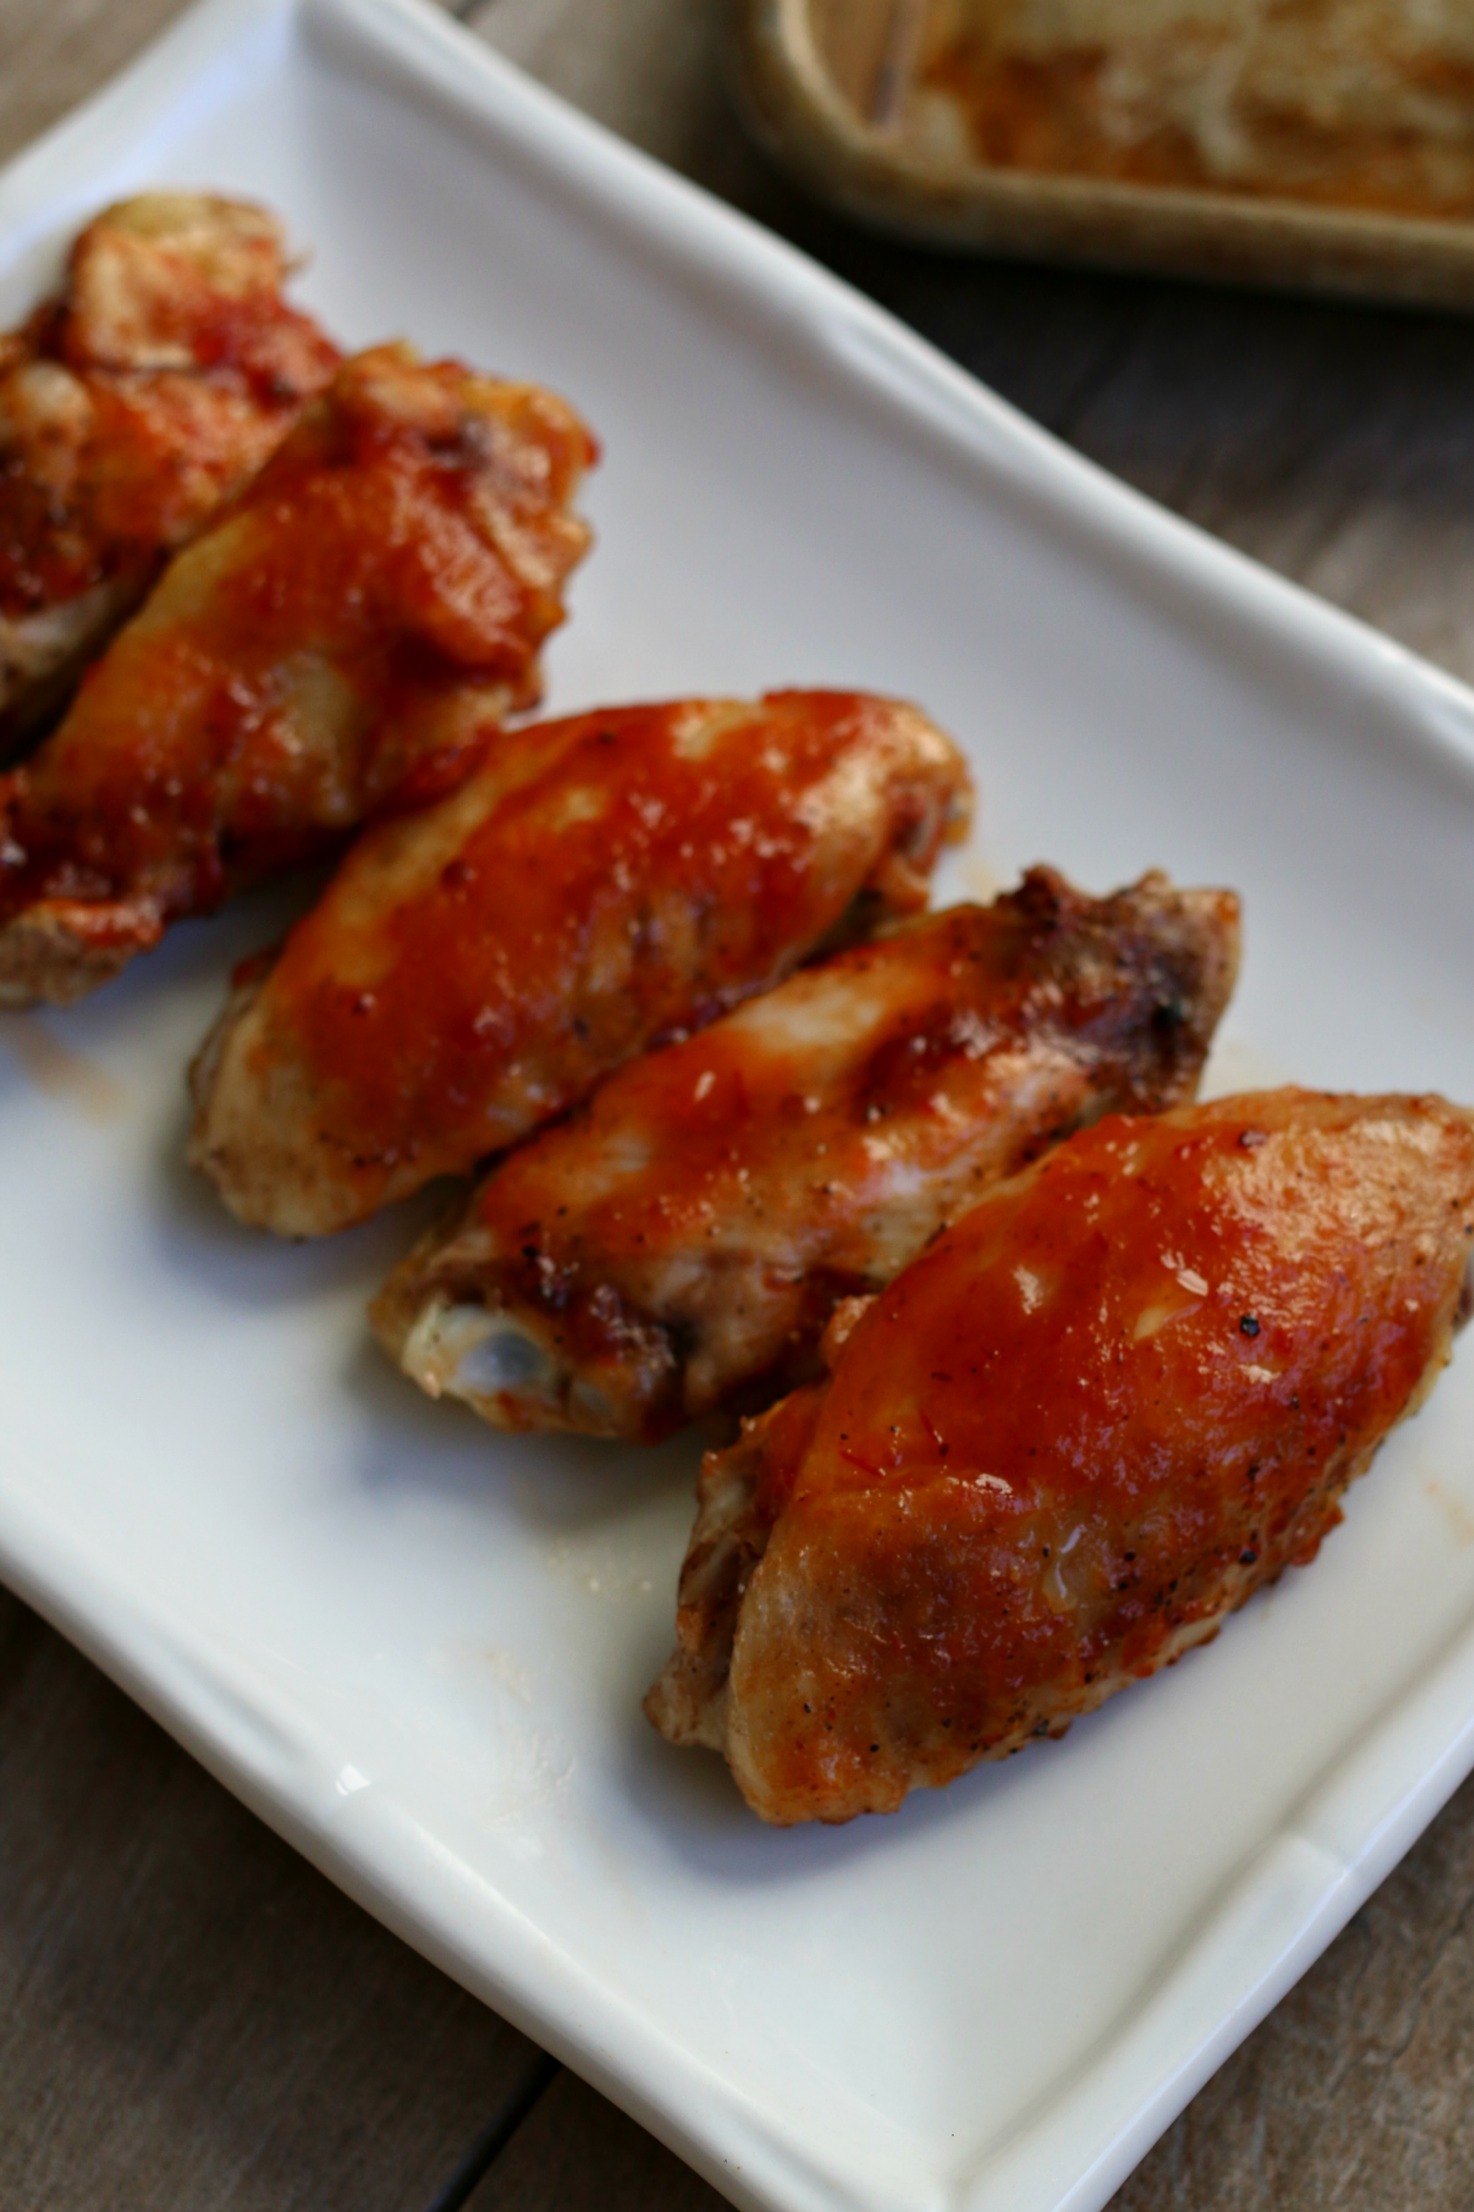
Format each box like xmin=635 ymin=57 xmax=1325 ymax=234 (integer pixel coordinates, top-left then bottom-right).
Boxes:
xmin=189 ymin=691 xmax=973 ymax=1238
xmin=373 ymin=868 xmax=1240 ymax=1441
xmin=647 ymin=1089 xmax=1474 ymax=1824
xmin=0 ymin=342 xmax=596 ymax=1007
xmin=0 ymin=194 xmax=341 ymax=752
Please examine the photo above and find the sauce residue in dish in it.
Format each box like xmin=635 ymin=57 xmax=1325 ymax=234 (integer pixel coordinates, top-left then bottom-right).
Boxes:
xmin=919 ymin=0 xmax=1474 ymax=217
xmin=3 ymin=1013 xmax=125 ymax=1122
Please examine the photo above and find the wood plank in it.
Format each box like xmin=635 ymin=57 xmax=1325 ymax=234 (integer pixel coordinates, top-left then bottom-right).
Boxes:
xmin=0 ymin=0 xmax=470 ymax=171
xmin=465 ymin=2067 xmax=725 ymax=2212
xmin=0 ymin=0 xmax=195 ymax=168
xmin=467 ymin=0 xmax=777 ymax=211
xmin=0 ymin=1588 xmax=547 ymax=2212
xmin=0 ymin=1582 xmax=43 ymax=1699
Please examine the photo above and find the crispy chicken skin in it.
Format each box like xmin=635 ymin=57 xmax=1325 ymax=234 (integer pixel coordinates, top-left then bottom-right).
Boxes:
xmin=373 ymin=868 xmax=1240 ymax=1441
xmin=646 ymin=1089 xmax=1474 ymax=1825
xmin=0 ymin=343 xmax=596 ymax=1006
xmin=0 ymin=194 xmax=341 ymax=752
xmin=190 ymin=692 xmax=973 ymax=1238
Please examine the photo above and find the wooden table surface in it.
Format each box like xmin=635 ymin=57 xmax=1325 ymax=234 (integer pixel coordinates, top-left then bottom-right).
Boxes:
xmin=5 ymin=3 xmax=1474 ymax=2207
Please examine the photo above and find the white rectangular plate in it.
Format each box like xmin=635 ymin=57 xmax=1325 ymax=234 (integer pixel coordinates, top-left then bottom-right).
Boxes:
xmin=2 ymin=6 xmax=1473 ymax=2209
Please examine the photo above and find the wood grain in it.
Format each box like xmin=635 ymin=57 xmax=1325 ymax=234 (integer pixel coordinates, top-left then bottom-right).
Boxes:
xmin=467 ymin=0 xmax=773 ymax=211
xmin=0 ymin=0 xmax=195 ymax=167
xmin=465 ymin=2069 xmax=724 ymax=2212
xmin=0 ymin=1586 xmax=545 ymax=2212
xmin=4 ymin=4 xmax=1474 ymax=2212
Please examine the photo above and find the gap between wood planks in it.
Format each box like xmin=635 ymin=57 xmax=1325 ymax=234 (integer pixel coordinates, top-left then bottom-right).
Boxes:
xmin=422 ymin=2054 xmax=560 ymax=2212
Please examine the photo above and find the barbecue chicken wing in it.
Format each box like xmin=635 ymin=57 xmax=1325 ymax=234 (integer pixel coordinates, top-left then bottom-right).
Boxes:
xmin=647 ymin=1089 xmax=1474 ymax=1824
xmin=0 ymin=343 xmax=596 ymax=1006
xmin=373 ymin=868 xmax=1240 ymax=1441
xmin=190 ymin=691 xmax=973 ymax=1238
xmin=0 ymin=194 xmax=340 ymax=752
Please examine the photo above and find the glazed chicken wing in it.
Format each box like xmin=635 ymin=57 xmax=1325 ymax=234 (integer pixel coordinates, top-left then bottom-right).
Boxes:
xmin=373 ymin=868 xmax=1239 ymax=1441
xmin=0 ymin=343 xmax=596 ymax=1006
xmin=189 ymin=691 xmax=972 ymax=1237
xmin=647 ymin=1089 xmax=1474 ymax=1824
xmin=0 ymin=194 xmax=341 ymax=752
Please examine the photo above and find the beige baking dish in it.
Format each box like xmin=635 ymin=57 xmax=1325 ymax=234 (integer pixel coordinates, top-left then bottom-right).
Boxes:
xmin=732 ymin=0 xmax=1474 ymax=310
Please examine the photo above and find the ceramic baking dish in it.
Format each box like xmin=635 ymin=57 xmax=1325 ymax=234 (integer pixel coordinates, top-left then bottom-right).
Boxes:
xmin=734 ymin=0 xmax=1474 ymax=308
